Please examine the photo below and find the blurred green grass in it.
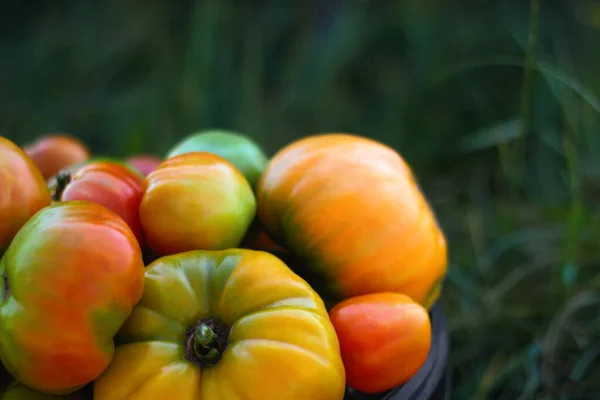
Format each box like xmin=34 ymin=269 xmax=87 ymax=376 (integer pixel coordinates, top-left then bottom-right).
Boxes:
xmin=3 ymin=0 xmax=600 ymax=398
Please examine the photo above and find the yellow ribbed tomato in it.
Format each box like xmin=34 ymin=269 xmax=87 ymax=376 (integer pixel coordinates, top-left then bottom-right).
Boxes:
xmin=257 ymin=133 xmax=447 ymax=309
xmin=94 ymin=249 xmax=346 ymax=400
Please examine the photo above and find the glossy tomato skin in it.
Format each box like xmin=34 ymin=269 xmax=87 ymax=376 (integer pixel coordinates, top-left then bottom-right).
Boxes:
xmin=0 ymin=137 xmax=52 ymax=255
xmin=140 ymin=152 xmax=256 ymax=255
xmin=0 ymin=201 xmax=145 ymax=395
xmin=1 ymin=382 xmax=92 ymax=400
xmin=55 ymin=161 xmax=145 ymax=246
xmin=94 ymin=249 xmax=345 ymax=400
xmin=257 ymin=133 xmax=447 ymax=309
xmin=125 ymin=155 xmax=161 ymax=177
xmin=24 ymin=134 xmax=90 ymax=180
xmin=329 ymin=293 xmax=431 ymax=394
xmin=166 ymin=130 xmax=269 ymax=188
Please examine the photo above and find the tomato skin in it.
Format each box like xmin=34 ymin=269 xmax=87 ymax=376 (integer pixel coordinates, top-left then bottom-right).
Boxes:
xmin=0 ymin=201 xmax=145 ymax=395
xmin=329 ymin=293 xmax=431 ymax=394
xmin=257 ymin=133 xmax=447 ymax=308
xmin=94 ymin=249 xmax=345 ymax=400
xmin=139 ymin=152 xmax=257 ymax=255
xmin=55 ymin=161 xmax=145 ymax=246
xmin=23 ymin=134 xmax=90 ymax=180
xmin=1 ymin=382 xmax=92 ymax=399
xmin=125 ymin=155 xmax=161 ymax=177
xmin=166 ymin=130 xmax=269 ymax=188
xmin=0 ymin=137 xmax=52 ymax=255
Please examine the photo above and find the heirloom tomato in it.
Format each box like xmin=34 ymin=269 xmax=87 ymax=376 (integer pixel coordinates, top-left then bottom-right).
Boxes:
xmin=329 ymin=293 xmax=431 ymax=394
xmin=94 ymin=249 xmax=346 ymax=400
xmin=0 ymin=137 xmax=52 ymax=255
xmin=257 ymin=133 xmax=447 ymax=309
xmin=139 ymin=152 xmax=256 ymax=255
xmin=125 ymin=155 xmax=161 ymax=177
xmin=23 ymin=134 xmax=90 ymax=180
xmin=1 ymin=382 xmax=92 ymax=400
xmin=52 ymin=161 xmax=145 ymax=245
xmin=166 ymin=130 xmax=269 ymax=188
xmin=0 ymin=201 xmax=145 ymax=395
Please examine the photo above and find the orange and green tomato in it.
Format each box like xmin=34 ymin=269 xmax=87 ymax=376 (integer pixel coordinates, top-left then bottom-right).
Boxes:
xmin=166 ymin=130 xmax=269 ymax=188
xmin=0 ymin=136 xmax=52 ymax=255
xmin=94 ymin=249 xmax=346 ymax=400
xmin=23 ymin=134 xmax=90 ymax=180
xmin=329 ymin=293 xmax=431 ymax=394
xmin=53 ymin=161 xmax=145 ymax=246
xmin=0 ymin=201 xmax=145 ymax=395
xmin=139 ymin=152 xmax=256 ymax=255
xmin=1 ymin=382 xmax=92 ymax=399
xmin=257 ymin=133 xmax=448 ymax=309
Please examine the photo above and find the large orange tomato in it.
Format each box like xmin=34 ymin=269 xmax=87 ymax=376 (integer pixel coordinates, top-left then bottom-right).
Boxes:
xmin=0 ymin=201 xmax=145 ymax=395
xmin=24 ymin=134 xmax=90 ymax=180
xmin=257 ymin=133 xmax=447 ymax=308
xmin=139 ymin=152 xmax=256 ymax=255
xmin=329 ymin=293 xmax=431 ymax=394
xmin=53 ymin=161 xmax=145 ymax=246
xmin=0 ymin=137 xmax=52 ymax=255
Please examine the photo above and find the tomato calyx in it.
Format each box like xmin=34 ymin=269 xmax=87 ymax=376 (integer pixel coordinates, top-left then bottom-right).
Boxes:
xmin=52 ymin=171 xmax=73 ymax=202
xmin=184 ymin=318 xmax=230 ymax=369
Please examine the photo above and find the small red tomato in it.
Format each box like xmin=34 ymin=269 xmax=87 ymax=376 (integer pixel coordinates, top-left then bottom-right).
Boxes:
xmin=53 ymin=161 xmax=145 ymax=246
xmin=0 ymin=136 xmax=52 ymax=254
xmin=329 ymin=293 xmax=432 ymax=394
xmin=125 ymin=155 xmax=161 ymax=177
xmin=24 ymin=134 xmax=90 ymax=180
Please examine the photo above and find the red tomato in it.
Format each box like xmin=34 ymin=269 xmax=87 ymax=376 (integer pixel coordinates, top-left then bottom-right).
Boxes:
xmin=0 ymin=136 xmax=52 ymax=254
xmin=329 ymin=293 xmax=432 ymax=394
xmin=125 ymin=155 xmax=162 ymax=177
xmin=54 ymin=161 xmax=145 ymax=246
xmin=24 ymin=134 xmax=90 ymax=180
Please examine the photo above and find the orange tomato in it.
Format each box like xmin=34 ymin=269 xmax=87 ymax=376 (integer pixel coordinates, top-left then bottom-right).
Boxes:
xmin=53 ymin=161 xmax=145 ymax=246
xmin=329 ymin=293 xmax=431 ymax=394
xmin=0 ymin=201 xmax=145 ymax=395
xmin=0 ymin=136 xmax=52 ymax=254
xmin=257 ymin=133 xmax=447 ymax=308
xmin=139 ymin=152 xmax=256 ymax=255
xmin=24 ymin=134 xmax=90 ymax=180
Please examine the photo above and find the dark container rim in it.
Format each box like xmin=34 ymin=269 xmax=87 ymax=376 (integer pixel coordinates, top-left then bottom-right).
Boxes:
xmin=344 ymin=302 xmax=450 ymax=400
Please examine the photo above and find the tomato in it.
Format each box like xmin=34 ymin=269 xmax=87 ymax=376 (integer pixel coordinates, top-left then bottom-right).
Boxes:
xmin=257 ymin=133 xmax=447 ymax=309
xmin=52 ymin=161 xmax=145 ymax=246
xmin=140 ymin=152 xmax=256 ymax=255
xmin=329 ymin=293 xmax=431 ymax=394
xmin=1 ymin=382 xmax=92 ymax=399
xmin=0 ymin=201 xmax=145 ymax=395
xmin=166 ymin=130 xmax=269 ymax=188
xmin=94 ymin=249 xmax=345 ymax=400
xmin=125 ymin=155 xmax=161 ymax=177
xmin=23 ymin=134 xmax=90 ymax=180
xmin=0 ymin=137 xmax=52 ymax=255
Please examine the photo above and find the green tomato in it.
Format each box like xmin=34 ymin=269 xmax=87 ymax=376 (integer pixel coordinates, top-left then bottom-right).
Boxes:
xmin=166 ymin=130 xmax=269 ymax=188
xmin=1 ymin=382 xmax=92 ymax=399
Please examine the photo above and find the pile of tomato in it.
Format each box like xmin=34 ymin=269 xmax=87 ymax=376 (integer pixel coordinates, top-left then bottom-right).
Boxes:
xmin=0 ymin=130 xmax=448 ymax=400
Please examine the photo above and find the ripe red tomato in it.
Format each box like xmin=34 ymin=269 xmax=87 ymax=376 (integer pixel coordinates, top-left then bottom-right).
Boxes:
xmin=329 ymin=293 xmax=432 ymax=394
xmin=53 ymin=161 xmax=145 ymax=246
xmin=24 ymin=134 xmax=90 ymax=180
xmin=125 ymin=155 xmax=161 ymax=177
xmin=0 ymin=136 xmax=52 ymax=254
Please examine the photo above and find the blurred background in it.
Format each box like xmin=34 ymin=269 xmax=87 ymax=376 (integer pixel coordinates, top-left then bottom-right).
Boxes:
xmin=3 ymin=0 xmax=600 ymax=398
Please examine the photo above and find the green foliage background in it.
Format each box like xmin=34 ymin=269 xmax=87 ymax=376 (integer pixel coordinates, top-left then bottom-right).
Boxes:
xmin=3 ymin=0 xmax=600 ymax=398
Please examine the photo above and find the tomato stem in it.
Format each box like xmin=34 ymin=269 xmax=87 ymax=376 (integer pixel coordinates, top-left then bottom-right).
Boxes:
xmin=185 ymin=318 xmax=230 ymax=369
xmin=52 ymin=171 xmax=72 ymax=201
